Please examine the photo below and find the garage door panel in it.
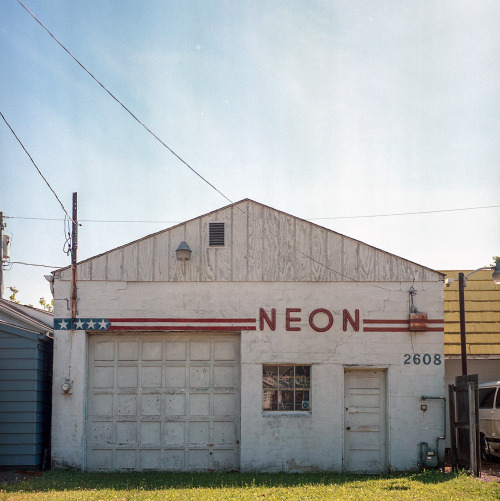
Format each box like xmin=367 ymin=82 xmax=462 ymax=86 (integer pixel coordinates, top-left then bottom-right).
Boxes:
xmin=190 ymin=366 xmax=210 ymax=387
xmin=88 ymin=333 xmax=240 ymax=471
xmin=214 ymin=421 xmax=235 ymax=444
xmin=165 ymin=394 xmax=186 ymax=415
xmin=92 ymin=394 xmax=113 ymax=416
xmin=118 ymin=342 xmax=139 ymax=360
xmin=95 ymin=341 xmax=114 ymax=361
xmin=189 ymin=421 xmax=210 ymax=444
xmin=140 ymin=449 xmax=161 ymax=469
xmin=141 ymin=421 xmax=161 ymax=445
xmin=166 ymin=342 xmax=186 ymax=361
xmin=165 ymin=450 xmax=185 ymax=469
xmin=190 ymin=394 xmax=210 ymax=415
xmin=117 ymin=366 xmax=138 ymax=387
xmin=215 ymin=342 xmax=235 ymax=361
xmin=90 ymin=422 xmax=112 ymax=445
xmin=141 ymin=366 xmax=162 ymax=387
xmin=142 ymin=342 xmax=162 ymax=361
xmin=94 ymin=366 xmax=113 ymax=388
xmin=214 ymin=394 xmax=236 ymax=416
xmin=116 ymin=449 xmax=136 ymax=469
xmin=116 ymin=421 xmax=137 ymax=445
xmin=117 ymin=394 xmax=137 ymax=415
xmin=164 ymin=422 xmax=185 ymax=445
xmin=188 ymin=449 xmax=210 ymax=469
xmin=141 ymin=394 xmax=161 ymax=415
xmin=190 ymin=342 xmax=211 ymax=360
xmin=214 ymin=366 xmax=235 ymax=387
xmin=166 ymin=366 xmax=186 ymax=387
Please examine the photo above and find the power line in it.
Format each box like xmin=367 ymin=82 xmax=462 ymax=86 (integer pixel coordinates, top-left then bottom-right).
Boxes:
xmin=308 ymin=204 xmax=500 ymax=220
xmin=14 ymin=2 xmax=414 ymax=292
xmin=5 ymin=204 xmax=500 ymax=224
xmin=9 ymin=261 xmax=64 ymax=268
xmin=17 ymin=0 xmax=233 ymax=208
xmin=0 ymin=111 xmax=75 ymax=223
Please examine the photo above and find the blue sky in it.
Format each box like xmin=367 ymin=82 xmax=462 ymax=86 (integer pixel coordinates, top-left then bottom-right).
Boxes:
xmin=1 ymin=0 xmax=499 ymax=306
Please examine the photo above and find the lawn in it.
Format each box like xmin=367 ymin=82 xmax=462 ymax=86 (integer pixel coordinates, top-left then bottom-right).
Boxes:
xmin=1 ymin=470 xmax=498 ymax=501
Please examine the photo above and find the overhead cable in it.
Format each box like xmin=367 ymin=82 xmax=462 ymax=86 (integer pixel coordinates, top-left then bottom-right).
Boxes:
xmin=0 ymin=111 xmax=75 ymax=224
xmin=5 ymin=203 xmax=500 ymax=224
xmin=17 ymin=0 xmax=233 ymax=207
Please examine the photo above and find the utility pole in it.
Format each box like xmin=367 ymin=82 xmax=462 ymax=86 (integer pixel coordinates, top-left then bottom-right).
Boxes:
xmin=0 ymin=212 xmax=4 ymax=299
xmin=71 ymin=193 xmax=78 ymax=321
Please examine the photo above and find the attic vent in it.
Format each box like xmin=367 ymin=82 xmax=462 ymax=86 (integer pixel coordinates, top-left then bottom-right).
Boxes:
xmin=209 ymin=222 xmax=225 ymax=246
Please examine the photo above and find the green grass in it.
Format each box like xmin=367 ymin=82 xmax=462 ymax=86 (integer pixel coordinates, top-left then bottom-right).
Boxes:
xmin=1 ymin=470 xmax=498 ymax=500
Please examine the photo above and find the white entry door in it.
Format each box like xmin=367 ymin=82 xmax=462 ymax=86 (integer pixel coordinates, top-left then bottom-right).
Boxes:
xmin=87 ymin=333 xmax=240 ymax=471
xmin=344 ymin=369 xmax=387 ymax=473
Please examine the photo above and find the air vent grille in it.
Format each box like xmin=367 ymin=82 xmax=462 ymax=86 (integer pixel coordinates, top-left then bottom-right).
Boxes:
xmin=209 ymin=222 xmax=225 ymax=246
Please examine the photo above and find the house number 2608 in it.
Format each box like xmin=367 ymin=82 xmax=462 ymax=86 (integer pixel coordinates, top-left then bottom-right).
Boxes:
xmin=404 ymin=353 xmax=441 ymax=365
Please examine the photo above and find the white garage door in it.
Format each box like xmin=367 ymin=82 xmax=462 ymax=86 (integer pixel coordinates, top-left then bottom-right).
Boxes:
xmin=87 ymin=333 xmax=240 ymax=471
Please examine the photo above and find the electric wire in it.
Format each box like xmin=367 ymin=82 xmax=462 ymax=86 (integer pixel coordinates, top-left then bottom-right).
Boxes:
xmin=5 ymin=203 xmax=499 ymax=224
xmin=308 ymin=204 xmax=500 ymax=220
xmin=9 ymin=261 xmax=64 ymax=268
xmin=17 ymin=0 xmax=233 ymax=208
xmin=15 ymin=1 xmax=425 ymax=292
xmin=0 ymin=111 xmax=76 ymax=224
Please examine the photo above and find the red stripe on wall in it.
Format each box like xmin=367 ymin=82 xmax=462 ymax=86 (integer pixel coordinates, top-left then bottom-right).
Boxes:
xmin=108 ymin=326 xmax=257 ymax=331
xmin=108 ymin=318 xmax=256 ymax=323
xmin=363 ymin=319 xmax=444 ymax=324
xmin=363 ymin=327 xmax=444 ymax=333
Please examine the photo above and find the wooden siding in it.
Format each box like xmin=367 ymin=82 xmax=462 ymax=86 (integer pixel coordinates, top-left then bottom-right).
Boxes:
xmin=0 ymin=326 xmax=53 ymax=467
xmin=442 ymin=270 xmax=500 ymax=356
xmin=57 ymin=200 xmax=442 ymax=283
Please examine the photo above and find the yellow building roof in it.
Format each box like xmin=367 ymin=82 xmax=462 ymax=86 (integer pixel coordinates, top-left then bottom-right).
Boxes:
xmin=441 ymin=270 xmax=500 ymax=357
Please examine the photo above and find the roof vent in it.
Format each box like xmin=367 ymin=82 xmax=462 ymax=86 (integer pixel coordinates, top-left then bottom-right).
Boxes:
xmin=209 ymin=222 xmax=225 ymax=246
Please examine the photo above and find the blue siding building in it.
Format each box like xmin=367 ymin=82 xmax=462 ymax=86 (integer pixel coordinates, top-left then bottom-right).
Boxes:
xmin=0 ymin=300 xmax=53 ymax=468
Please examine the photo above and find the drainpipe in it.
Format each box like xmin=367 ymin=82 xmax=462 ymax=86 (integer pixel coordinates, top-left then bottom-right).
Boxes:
xmin=421 ymin=396 xmax=447 ymax=468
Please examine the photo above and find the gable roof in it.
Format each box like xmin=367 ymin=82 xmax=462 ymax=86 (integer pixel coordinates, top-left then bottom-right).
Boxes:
xmin=54 ymin=199 xmax=443 ymax=283
xmin=0 ymin=299 xmax=53 ymax=335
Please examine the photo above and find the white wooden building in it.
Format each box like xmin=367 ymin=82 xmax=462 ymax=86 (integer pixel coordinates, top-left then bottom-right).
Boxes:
xmin=51 ymin=199 xmax=445 ymax=472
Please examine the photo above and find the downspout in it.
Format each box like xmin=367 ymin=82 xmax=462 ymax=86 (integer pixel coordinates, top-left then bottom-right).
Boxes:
xmin=421 ymin=396 xmax=447 ymax=468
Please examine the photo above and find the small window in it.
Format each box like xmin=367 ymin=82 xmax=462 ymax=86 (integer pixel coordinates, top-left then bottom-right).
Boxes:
xmin=209 ymin=222 xmax=225 ymax=246
xmin=263 ymin=365 xmax=311 ymax=411
xmin=479 ymin=387 xmax=496 ymax=409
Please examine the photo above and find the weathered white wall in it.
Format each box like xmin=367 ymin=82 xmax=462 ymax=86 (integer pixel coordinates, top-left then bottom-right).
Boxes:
xmin=51 ymin=279 xmax=444 ymax=471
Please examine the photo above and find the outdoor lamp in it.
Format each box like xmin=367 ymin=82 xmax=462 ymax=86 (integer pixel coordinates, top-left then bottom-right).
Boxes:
xmin=175 ymin=241 xmax=192 ymax=262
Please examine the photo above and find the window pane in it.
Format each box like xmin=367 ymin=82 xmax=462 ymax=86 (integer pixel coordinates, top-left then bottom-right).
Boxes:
xmin=263 ymin=389 xmax=278 ymax=411
xmin=263 ymin=366 xmax=279 ymax=389
xmin=295 ymin=390 xmax=310 ymax=411
xmin=278 ymin=390 xmax=295 ymax=411
xmin=279 ymin=366 xmax=295 ymax=388
xmin=479 ymin=388 xmax=496 ymax=409
xmin=495 ymin=389 xmax=500 ymax=409
xmin=295 ymin=366 xmax=310 ymax=388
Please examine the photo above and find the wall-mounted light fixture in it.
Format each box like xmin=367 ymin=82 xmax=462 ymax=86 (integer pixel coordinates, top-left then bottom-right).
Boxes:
xmin=175 ymin=241 xmax=192 ymax=262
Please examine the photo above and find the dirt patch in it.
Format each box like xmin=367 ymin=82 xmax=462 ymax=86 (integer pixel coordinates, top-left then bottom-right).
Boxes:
xmin=0 ymin=470 xmax=43 ymax=486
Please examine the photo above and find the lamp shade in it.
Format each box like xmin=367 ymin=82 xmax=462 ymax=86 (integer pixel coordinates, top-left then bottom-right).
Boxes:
xmin=175 ymin=241 xmax=192 ymax=262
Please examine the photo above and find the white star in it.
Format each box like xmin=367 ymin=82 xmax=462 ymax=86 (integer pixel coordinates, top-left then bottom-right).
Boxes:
xmin=98 ymin=319 xmax=109 ymax=330
xmin=87 ymin=319 xmax=96 ymax=329
xmin=58 ymin=319 xmax=68 ymax=330
xmin=74 ymin=319 xmax=85 ymax=329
